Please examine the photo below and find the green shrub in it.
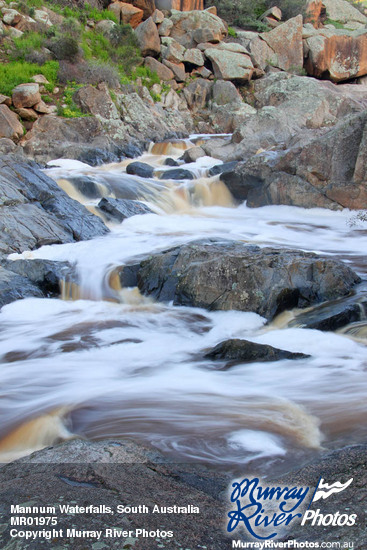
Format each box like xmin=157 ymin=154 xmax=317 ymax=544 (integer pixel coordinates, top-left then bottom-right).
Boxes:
xmin=204 ymin=0 xmax=305 ymax=27
xmin=0 ymin=61 xmax=59 ymax=95
xmin=57 ymin=83 xmax=88 ymax=118
xmin=325 ymin=18 xmax=346 ymax=29
xmin=12 ymin=32 xmax=45 ymax=60
xmin=227 ymin=26 xmax=237 ymax=37
xmin=47 ymin=35 xmax=80 ymax=61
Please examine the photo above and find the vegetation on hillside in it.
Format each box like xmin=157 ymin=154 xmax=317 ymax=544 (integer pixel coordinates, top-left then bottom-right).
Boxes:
xmin=204 ymin=0 xmax=366 ymax=30
xmin=0 ymin=0 xmax=164 ymax=116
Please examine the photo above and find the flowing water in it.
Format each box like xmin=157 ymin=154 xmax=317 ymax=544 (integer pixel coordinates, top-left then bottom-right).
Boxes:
xmin=1 ymin=135 xmax=367 ymax=473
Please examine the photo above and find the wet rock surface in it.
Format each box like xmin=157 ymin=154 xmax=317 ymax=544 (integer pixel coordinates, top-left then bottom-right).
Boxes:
xmin=205 ymin=339 xmax=309 ymax=365
xmin=0 ymin=155 xmax=108 ymax=260
xmin=98 ymin=197 xmax=154 ymax=222
xmin=3 ymin=259 xmax=77 ymax=298
xmin=0 ymin=155 xmax=108 ymax=308
xmin=123 ymin=239 xmax=361 ymax=320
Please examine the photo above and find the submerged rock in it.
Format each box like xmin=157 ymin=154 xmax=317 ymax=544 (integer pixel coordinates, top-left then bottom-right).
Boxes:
xmin=129 ymin=239 xmax=360 ymax=320
xmin=159 ymin=168 xmax=194 ymax=180
xmin=126 ymin=161 xmax=155 ymax=178
xmin=205 ymin=339 xmax=309 ymax=364
xmin=98 ymin=197 xmax=154 ymax=222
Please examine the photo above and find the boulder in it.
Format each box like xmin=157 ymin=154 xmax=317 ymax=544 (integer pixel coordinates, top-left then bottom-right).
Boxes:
xmin=304 ymin=0 xmax=325 ymax=27
xmin=260 ymin=15 xmax=303 ymax=72
xmin=0 ymin=94 xmax=12 ymax=107
xmin=144 ymin=56 xmax=174 ymax=80
xmin=247 ymin=35 xmax=277 ymax=71
xmin=181 ymin=145 xmax=205 ymax=162
xmin=205 ymin=49 xmax=254 ymax=82
xmin=0 ymin=155 xmax=108 ymax=259
xmin=73 ymin=84 xmax=120 ymax=120
xmin=132 ymin=0 xmax=156 ymax=19
xmin=223 ymin=110 xmax=367 ymax=210
xmin=161 ymin=37 xmax=186 ymax=63
xmin=158 ymin=17 xmax=173 ymax=36
xmin=1 ymin=8 xmax=21 ymax=25
xmin=152 ymin=9 xmax=164 ymax=24
xmin=126 ymin=161 xmax=154 ymax=178
xmin=205 ymin=339 xmax=308 ymax=364
xmin=209 ymin=102 xmax=257 ymax=134
xmin=120 ymin=3 xmax=144 ymax=28
xmin=183 ymin=78 xmax=213 ymax=110
xmin=15 ymin=107 xmax=38 ymax=121
xmin=33 ymin=9 xmax=53 ymax=27
xmin=0 ymin=105 xmax=24 ymax=141
xmin=34 ymin=100 xmax=50 ymax=114
xmin=208 ymin=161 xmax=238 ymax=177
xmin=305 ymin=28 xmax=367 ymax=82
xmin=135 ymin=16 xmax=161 ymax=57
xmin=212 ymin=80 xmax=241 ymax=105
xmin=162 ymin=59 xmax=186 ymax=81
xmin=183 ymin=48 xmax=204 ymax=66
xmin=168 ymin=9 xmax=227 ymax=48
xmin=159 ymin=168 xmax=194 ymax=180
xmin=261 ymin=6 xmax=282 ymax=22
xmin=322 ymin=0 xmax=367 ymax=25
xmin=97 ymin=197 xmax=154 ymax=222
xmin=12 ymin=83 xmax=41 ymax=109
xmin=95 ymin=19 xmax=117 ymax=37
xmin=130 ymin=239 xmax=360 ymax=320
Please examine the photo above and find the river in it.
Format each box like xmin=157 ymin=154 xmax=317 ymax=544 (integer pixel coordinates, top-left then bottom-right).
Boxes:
xmin=1 ymin=135 xmax=366 ymax=474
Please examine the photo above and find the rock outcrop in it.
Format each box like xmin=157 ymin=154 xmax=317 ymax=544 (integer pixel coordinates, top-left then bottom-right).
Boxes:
xmin=223 ymin=110 xmax=367 ymax=210
xmin=0 ymin=155 xmax=108 ymax=259
xmin=119 ymin=239 xmax=360 ymax=320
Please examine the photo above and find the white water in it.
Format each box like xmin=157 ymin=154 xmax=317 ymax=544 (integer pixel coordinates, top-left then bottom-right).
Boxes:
xmin=1 ymin=137 xmax=367 ymax=470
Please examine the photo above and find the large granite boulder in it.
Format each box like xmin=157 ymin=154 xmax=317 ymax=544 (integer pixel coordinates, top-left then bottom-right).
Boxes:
xmin=305 ymin=28 xmax=367 ymax=82
xmin=222 ymin=110 xmax=367 ymax=210
xmin=260 ymin=15 xmax=303 ymax=72
xmin=134 ymin=16 xmax=161 ymax=56
xmin=205 ymin=49 xmax=254 ymax=82
xmin=121 ymin=239 xmax=360 ymax=320
xmin=12 ymin=83 xmax=41 ymax=109
xmin=168 ymin=9 xmax=227 ymax=48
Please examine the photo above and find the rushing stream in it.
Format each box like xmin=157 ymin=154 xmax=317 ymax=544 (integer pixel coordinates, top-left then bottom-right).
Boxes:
xmin=1 ymin=135 xmax=367 ymax=474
